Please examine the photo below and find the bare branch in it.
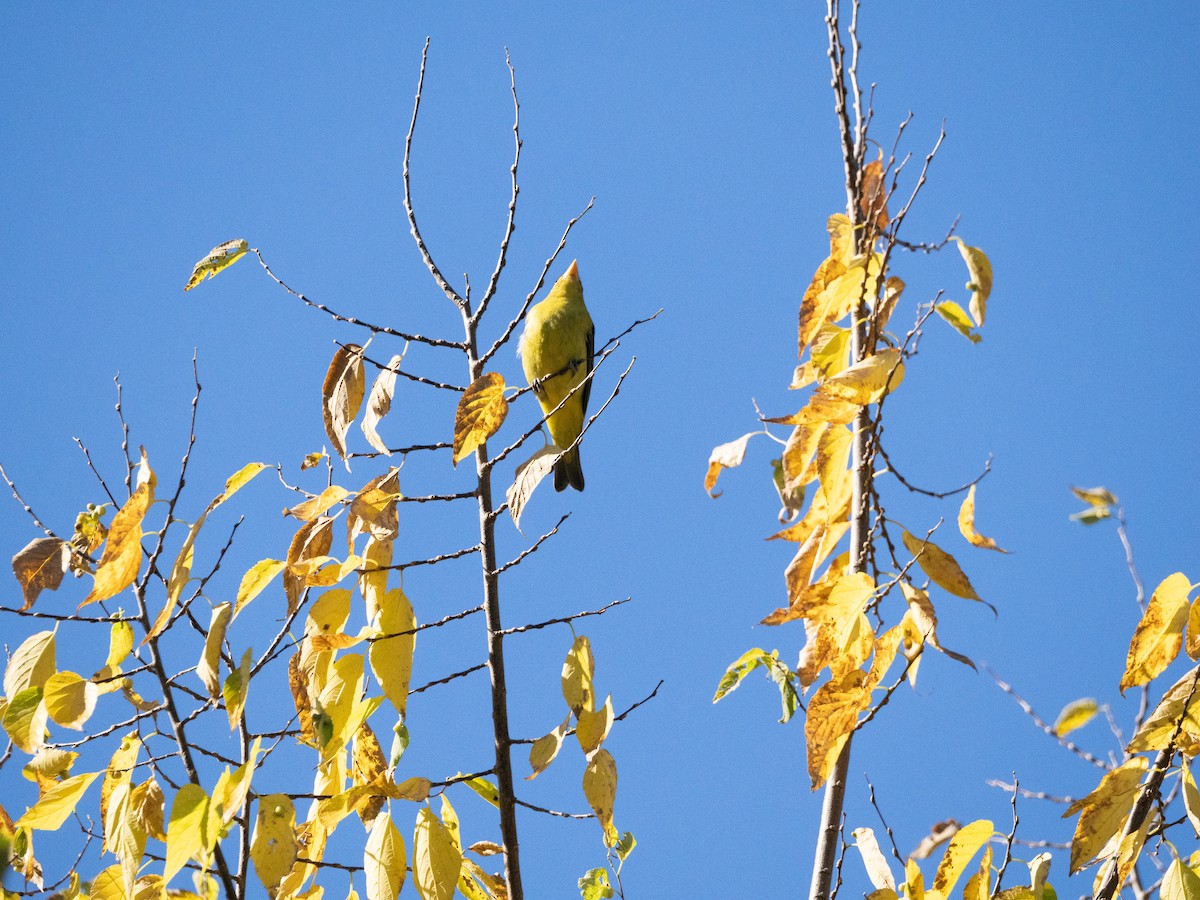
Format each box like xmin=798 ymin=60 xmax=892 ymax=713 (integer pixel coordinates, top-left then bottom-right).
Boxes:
xmin=254 ymin=249 xmax=463 ymax=348
xmin=403 ymin=38 xmax=467 ymax=310
xmin=500 ymin=597 xmax=630 ymax=637
xmin=474 ymin=48 xmax=522 ymax=325
xmin=985 ymin=665 xmax=1110 ymax=770
xmin=492 ymin=514 xmax=570 ymax=576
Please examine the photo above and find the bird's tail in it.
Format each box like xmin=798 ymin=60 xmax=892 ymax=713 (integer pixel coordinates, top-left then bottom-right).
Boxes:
xmin=554 ymin=446 xmax=585 ymax=492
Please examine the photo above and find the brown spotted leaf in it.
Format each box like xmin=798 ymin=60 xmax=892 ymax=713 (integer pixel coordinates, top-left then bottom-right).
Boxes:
xmin=453 ymin=372 xmax=508 ymax=466
xmin=1120 ymin=572 xmax=1190 ymax=693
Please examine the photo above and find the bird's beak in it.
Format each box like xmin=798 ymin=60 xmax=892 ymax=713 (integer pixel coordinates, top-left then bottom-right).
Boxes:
xmin=566 ymin=259 xmax=580 ymax=281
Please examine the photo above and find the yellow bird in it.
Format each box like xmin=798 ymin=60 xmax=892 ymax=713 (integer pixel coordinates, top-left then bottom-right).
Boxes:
xmin=518 ymin=260 xmax=595 ymax=491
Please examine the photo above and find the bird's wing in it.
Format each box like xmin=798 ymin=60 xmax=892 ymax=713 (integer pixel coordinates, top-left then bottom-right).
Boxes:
xmin=581 ymin=322 xmax=595 ymax=415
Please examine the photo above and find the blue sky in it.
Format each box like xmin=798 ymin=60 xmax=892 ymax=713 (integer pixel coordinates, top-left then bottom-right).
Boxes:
xmin=2 ymin=3 xmax=1198 ymax=897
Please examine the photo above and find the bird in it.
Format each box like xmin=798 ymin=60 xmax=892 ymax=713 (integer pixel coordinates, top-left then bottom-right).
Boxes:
xmin=518 ymin=260 xmax=595 ymax=492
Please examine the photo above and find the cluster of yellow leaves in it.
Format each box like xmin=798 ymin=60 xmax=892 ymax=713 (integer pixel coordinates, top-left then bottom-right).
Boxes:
xmin=525 ymin=635 xmax=633 ymax=862
xmin=707 ymin=210 xmax=999 ymax=790
xmin=850 ymin=820 xmax=1025 ymax=900
xmin=1057 ymin=569 xmax=1200 ymax=883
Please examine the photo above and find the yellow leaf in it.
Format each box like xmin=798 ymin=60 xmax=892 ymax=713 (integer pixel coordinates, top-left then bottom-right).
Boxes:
xmin=101 ymin=733 xmax=142 ymax=836
xmin=106 ymin=620 xmax=134 ymax=671
xmin=184 ymin=238 xmax=249 ymax=291
xmin=361 ymin=354 xmax=404 ymax=456
xmin=390 ymin=776 xmax=433 ymax=802
xmin=957 ymin=485 xmax=1007 ymax=553
xmin=359 ymin=537 xmax=393 ymax=623
xmin=352 ymin=724 xmax=388 ymax=827
xmin=577 ymin=695 xmax=615 ymax=755
xmin=1187 ymin=596 xmax=1200 ymax=661
xmin=459 ymin=775 xmax=500 ymax=809
xmin=527 ymin=713 xmax=572 ymax=780
xmin=1053 ymin=698 xmax=1099 ymax=737
xmin=286 ymin=485 xmax=351 ymax=522
xmin=963 ymin=843 xmax=994 ymax=900
xmin=453 ymin=372 xmax=509 ymax=466
xmin=235 ymin=559 xmax=286 ymax=617
xmin=3 ymin=686 xmax=48 ymax=754
xmin=414 ymin=808 xmax=462 ymax=900
xmin=11 ymin=538 xmax=70 ymax=610
xmin=932 ymin=819 xmax=993 ymax=896
xmin=104 ymin=775 xmax=147 ymax=896
xmin=1064 ymin=756 xmax=1147 ymax=873
xmin=17 ymin=770 xmax=101 ymax=830
xmin=1162 ymin=857 xmax=1200 ymax=900
xmin=1071 ymin=485 xmax=1118 ymax=508
xmin=902 ymin=530 xmax=987 ymax=604
xmin=212 ymin=739 xmax=262 ymax=826
xmin=22 ymin=747 xmax=78 ymax=791
xmin=348 ymin=468 xmax=401 ymax=548
xmin=364 ymin=811 xmax=406 ymax=900
xmin=935 ymin=301 xmax=982 ymax=344
xmin=88 ymin=865 xmax=129 ymax=900
xmin=251 ymin=794 xmax=298 ymax=896
xmin=43 ymin=671 xmax=98 ymax=730
xmin=323 ymin=344 xmax=366 ymax=465
xmin=301 ymin=450 xmax=327 ymax=471
xmin=798 ymin=254 xmax=848 ymax=357
xmin=165 ymin=784 xmax=214 ymax=882
xmin=285 ymin=516 xmax=335 ymax=614
xmin=852 ymin=827 xmax=897 ymax=891
xmin=805 ymin=668 xmax=870 ymax=789
xmin=197 ymin=602 xmax=233 ymax=698
xmin=1121 ymin=572 xmax=1191 ymax=692
xmin=81 ymin=470 xmax=154 ymax=609
xmin=811 ymin=324 xmax=852 ymax=381
xmin=223 ymin=647 xmax=253 ymax=731
xmin=507 ymin=445 xmax=560 ymax=528
xmin=859 ymin=157 xmax=890 ymax=231
xmin=370 ymin=588 xmax=416 ymax=718
xmin=820 ymin=348 xmax=905 ymax=406
xmin=583 ymin=748 xmax=619 ymax=846
xmin=130 ymin=778 xmax=166 ymax=841
xmin=1128 ymin=666 xmax=1200 ymax=752
xmin=906 ymin=857 xmax=927 ymax=900
xmin=953 ymin=238 xmax=993 ymax=327
xmin=1183 ymin=760 xmax=1200 ymax=839
xmin=4 ymin=629 xmax=57 ymax=697
xmin=562 ymin=635 xmax=596 ymax=715
xmin=874 ymin=276 xmax=905 ymax=335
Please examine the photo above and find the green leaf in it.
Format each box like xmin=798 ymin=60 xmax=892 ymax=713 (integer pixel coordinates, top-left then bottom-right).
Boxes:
xmin=579 ymin=867 xmax=615 ymax=900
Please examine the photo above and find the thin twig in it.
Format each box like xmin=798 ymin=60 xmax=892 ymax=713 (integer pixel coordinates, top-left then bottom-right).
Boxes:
xmin=254 ymin=249 xmax=463 ymax=349
xmin=474 ymin=48 xmax=522 ymax=325
xmin=403 ymin=38 xmax=467 ymax=311
xmin=480 ymin=199 xmax=596 ymax=366
xmin=501 ymin=597 xmax=631 ymax=636
xmin=985 ymin=666 xmax=1110 ymax=770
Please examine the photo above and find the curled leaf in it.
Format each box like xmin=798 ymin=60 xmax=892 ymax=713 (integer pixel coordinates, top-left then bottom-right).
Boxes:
xmin=953 ymin=238 xmax=993 ymax=327
xmin=184 ymin=239 xmax=249 ymax=292
xmin=322 ymin=344 xmax=366 ymax=466
xmin=362 ymin=354 xmax=404 ymax=455
xmin=957 ymin=485 xmax=1008 ymax=552
xmin=705 ymin=431 xmax=760 ymax=497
